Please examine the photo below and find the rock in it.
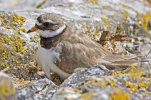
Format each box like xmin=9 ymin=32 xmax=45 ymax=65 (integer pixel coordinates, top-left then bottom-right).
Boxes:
xmin=16 ymin=78 xmax=57 ymax=100
xmin=0 ymin=72 xmax=15 ymax=100
xmin=15 ymin=66 xmax=151 ymax=100
xmin=61 ymin=65 xmax=109 ymax=87
xmin=52 ymin=66 xmax=151 ymax=100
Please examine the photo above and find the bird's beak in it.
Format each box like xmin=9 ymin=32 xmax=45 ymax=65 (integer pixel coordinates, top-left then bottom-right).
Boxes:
xmin=27 ymin=25 xmax=38 ymax=33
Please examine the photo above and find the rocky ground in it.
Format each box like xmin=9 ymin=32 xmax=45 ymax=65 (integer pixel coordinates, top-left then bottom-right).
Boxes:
xmin=1 ymin=0 xmax=151 ymax=100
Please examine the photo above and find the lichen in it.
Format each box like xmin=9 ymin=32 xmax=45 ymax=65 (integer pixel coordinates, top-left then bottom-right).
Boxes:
xmin=142 ymin=13 xmax=151 ymax=36
xmin=125 ymin=80 xmax=138 ymax=93
xmin=0 ymin=13 xmax=26 ymax=34
xmin=88 ymin=0 xmax=98 ymax=4
xmin=101 ymin=17 xmax=109 ymax=30
xmin=0 ymin=73 xmax=15 ymax=100
xmin=138 ymin=81 xmax=149 ymax=89
xmin=84 ymin=77 xmax=117 ymax=88
xmin=36 ymin=0 xmax=47 ymax=8
xmin=0 ymin=34 xmax=27 ymax=67
xmin=111 ymin=88 xmax=130 ymax=100
xmin=83 ymin=26 xmax=100 ymax=40
xmin=80 ymin=92 xmax=93 ymax=100
xmin=120 ymin=10 xmax=129 ymax=21
xmin=112 ymin=66 xmax=145 ymax=79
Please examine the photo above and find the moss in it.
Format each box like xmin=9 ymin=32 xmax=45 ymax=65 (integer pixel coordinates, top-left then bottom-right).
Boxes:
xmin=0 ymin=34 xmax=27 ymax=67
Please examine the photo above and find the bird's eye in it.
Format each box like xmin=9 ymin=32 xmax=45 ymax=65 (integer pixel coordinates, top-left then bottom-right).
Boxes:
xmin=43 ymin=22 xmax=49 ymax=27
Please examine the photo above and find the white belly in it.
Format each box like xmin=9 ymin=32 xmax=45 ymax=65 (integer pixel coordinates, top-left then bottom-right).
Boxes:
xmin=36 ymin=45 xmax=70 ymax=79
xmin=36 ymin=45 xmax=59 ymax=67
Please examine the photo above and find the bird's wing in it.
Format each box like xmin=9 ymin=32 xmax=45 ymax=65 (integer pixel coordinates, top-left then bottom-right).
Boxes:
xmin=56 ymin=32 xmax=138 ymax=73
xmin=55 ymin=32 xmax=111 ymax=73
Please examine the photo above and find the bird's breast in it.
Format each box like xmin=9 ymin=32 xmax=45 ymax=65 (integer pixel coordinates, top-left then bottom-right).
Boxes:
xmin=36 ymin=45 xmax=61 ymax=67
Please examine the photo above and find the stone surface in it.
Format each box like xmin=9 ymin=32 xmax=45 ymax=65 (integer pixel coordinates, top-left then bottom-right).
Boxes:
xmin=16 ymin=78 xmax=57 ymax=100
xmin=0 ymin=72 xmax=15 ymax=100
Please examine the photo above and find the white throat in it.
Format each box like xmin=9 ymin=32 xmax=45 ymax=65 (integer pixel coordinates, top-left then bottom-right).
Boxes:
xmin=38 ymin=24 xmax=66 ymax=38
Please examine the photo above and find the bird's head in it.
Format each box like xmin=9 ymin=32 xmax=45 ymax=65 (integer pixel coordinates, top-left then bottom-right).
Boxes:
xmin=27 ymin=13 xmax=66 ymax=38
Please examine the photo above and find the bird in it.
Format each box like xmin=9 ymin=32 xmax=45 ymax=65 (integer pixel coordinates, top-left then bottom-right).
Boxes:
xmin=27 ymin=13 xmax=138 ymax=79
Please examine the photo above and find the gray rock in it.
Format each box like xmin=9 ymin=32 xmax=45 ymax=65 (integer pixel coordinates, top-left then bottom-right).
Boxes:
xmin=16 ymin=78 xmax=57 ymax=100
xmin=61 ymin=65 xmax=109 ymax=87
xmin=0 ymin=72 xmax=15 ymax=100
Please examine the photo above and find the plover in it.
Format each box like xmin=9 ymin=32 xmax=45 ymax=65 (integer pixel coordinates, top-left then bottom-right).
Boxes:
xmin=27 ymin=13 xmax=137 ymax=79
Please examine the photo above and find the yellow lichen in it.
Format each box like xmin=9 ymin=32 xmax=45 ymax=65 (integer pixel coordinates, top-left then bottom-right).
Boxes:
xmin=112 ymin=66 xmax=145 ymax=79
xmin=73 ymin=88 xmax=82 ymax=93
xmin=0 ymin=34 xmax=27 ymax=67
xmin=19 ymin=28 xmax=27 ymax=33
xmin=36 ymin=0 xmax=47 ymax=8
xmin=88 ymin=0 xmax=98 ymax=4
xmin=0 ymin=74 xmax=15 ymax=100
xmin=125 ymin=67 xmax=145 ymax=79
xmin=12 ymin=15 xmax=26 ymax=27
xmin=84 ymin=77 xmax=116 ymax=88
xmin=81 ymin=92 xmax=93 ymax=100
xmin=0 ymin=14 xmax=27 ymax=35
xmin=109 ymin=80 xmax=116 ymax=86
xmin=83 ymin=26 xmax=100 ymax=40
xmin=138 ymin=81 xmax=149 ymax=89
xmin=101 ymin=17 xmax=109 ymax=30
xmin=120 ymin=10 xmax=129 ymax=21
xmin=111 ymin=88 xmax=130 ymax=100
xmin=125 ymin=80 xmax=138 ymax=93
xmin=112 ymin=71 xmax=123 ymax=76
xmin=142 ymin=13 xmax=151 ymax=36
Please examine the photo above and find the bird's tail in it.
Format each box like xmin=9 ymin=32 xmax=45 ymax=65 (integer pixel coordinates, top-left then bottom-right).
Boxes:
xmin=97 ymin=55 xmax=139 ymax=70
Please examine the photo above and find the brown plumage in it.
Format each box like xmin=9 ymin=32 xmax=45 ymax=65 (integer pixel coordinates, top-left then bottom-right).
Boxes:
xmin=28 ymin=13 xmax=138 ymax=79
